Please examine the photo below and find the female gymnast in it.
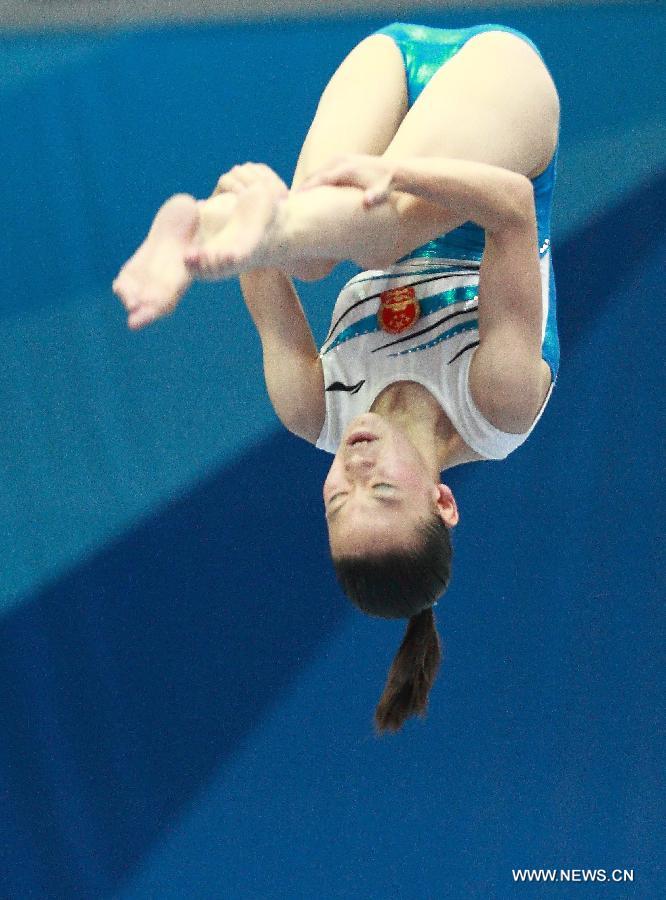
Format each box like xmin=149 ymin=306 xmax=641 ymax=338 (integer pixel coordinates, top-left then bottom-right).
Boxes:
xmin=113 ymin=23 xmax=560 ymax=733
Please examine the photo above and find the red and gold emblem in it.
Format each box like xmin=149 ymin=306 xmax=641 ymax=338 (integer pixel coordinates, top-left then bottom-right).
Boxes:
xmin=377 ymin=285 xmax=420 ymax=335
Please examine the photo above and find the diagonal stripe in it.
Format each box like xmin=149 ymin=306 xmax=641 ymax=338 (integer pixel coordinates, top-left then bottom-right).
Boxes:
xmin=388 ymin=318 xmax=479 ymax=358
xmin=372 ymin=303 xmax=478 ymax=353
xmin=448 ymin=339 xmax=480 ymax=364
xmin=322 ymin=285 xmax=478 ymax=355
xmin=323 ymin=271 xmax=478 ymax=343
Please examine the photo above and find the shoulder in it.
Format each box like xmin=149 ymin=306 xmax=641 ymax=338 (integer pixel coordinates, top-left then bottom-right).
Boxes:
xmin=468 ymin=342 xmax=552 ymax=434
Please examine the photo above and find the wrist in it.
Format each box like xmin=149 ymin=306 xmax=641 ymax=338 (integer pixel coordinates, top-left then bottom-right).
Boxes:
xmin=390 ymin=161 xmax=411 ymax=194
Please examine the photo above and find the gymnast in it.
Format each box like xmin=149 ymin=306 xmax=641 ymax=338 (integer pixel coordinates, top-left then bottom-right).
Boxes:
xmin=113 ymin=23 xmax=560 ymax=733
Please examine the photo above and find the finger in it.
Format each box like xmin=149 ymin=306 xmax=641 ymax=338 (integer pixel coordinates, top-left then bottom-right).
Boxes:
xmin=363 ymin=175 xmax=393 ymax=208
xmin=363 ymin=187 xmax=389 ymax=208
xmin=251 ymin=163 xmax=286 ymax=187
xmin=233 ymin=163 xmax=275 ymax=189
xmin=215 ymin=174 xmax=233 ymax=191
xmin=235 ymin=167 xmax=262 ymax=189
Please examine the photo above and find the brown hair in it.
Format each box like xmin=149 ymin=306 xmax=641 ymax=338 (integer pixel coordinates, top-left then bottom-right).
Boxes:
xmin=332 ymin=516 xmax=451 ymax=734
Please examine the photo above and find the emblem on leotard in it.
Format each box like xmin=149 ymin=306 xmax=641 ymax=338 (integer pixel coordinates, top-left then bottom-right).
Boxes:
xmin=378 ymin=286 xmax=420 ymax=334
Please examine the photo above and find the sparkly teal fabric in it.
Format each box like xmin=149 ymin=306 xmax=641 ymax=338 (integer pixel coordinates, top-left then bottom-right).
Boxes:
xmin=374 ymin=22 xmax=558 ymax=266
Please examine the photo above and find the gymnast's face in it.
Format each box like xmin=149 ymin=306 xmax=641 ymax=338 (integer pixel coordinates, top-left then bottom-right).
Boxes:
xmin=323 ymin=413 xmax=457 ymax=556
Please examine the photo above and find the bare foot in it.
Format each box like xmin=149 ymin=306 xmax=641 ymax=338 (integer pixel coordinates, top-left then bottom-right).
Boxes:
xmin=113 ymin=194 xmax=200 ymax=330
xmin=184 ymin=187 xmax=282 ymax=280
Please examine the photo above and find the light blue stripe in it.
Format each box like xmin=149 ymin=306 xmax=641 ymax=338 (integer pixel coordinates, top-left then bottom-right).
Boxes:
xmin=349 ymin=265 xmax=478 ymax=286
xmin=323 ymin=285 xmax=478 ymax=355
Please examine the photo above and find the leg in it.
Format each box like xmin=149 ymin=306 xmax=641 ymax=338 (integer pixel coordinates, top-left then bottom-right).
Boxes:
xmin=112 ymin=193 xmax=200 ymax=330
xmin=112 ymin=190 xmax=242 ymax=329
xmin=291 ymin=35 xmax=408 ymax=185
xmin=382 ymin=30 xmax=559 ymax=261
xmin=193 ymin=30 xmax=559 ymax=276
xmin=193 ymin=34 xmax=410 ymax=283
xmin=113 ymin=33 xmax=407 ymax=324
xmin=288 ymin=34 xmax=408 ymax=280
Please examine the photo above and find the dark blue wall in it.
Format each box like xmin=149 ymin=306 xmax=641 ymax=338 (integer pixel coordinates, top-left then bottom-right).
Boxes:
xmin=1 ymin=5 xmax=663 ymax=898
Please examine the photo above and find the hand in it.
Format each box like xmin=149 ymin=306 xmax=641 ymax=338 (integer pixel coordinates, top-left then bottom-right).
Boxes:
xmin=296 ymin=154 xmax=397 ymax=208
xmin=212 ymin=162 xmax=289 ymax=201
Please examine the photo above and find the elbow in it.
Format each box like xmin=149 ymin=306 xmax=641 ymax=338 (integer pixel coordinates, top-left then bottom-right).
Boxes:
xmin=488 ymin=175 xmax=535 ymax=235
xmin=509 ymin=175 xmax=535 ymax=227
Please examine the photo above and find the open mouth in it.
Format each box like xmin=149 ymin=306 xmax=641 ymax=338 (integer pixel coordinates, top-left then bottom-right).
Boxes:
xmin=347 ymin=430 xmax=378 ymax=448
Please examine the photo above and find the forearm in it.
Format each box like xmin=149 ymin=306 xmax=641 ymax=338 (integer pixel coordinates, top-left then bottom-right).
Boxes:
xmin=391 ymin=158 xmax=534 ymax=234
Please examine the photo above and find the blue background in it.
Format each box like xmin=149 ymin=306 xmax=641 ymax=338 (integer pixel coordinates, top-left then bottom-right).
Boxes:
xmin=0 ymin=4 xmax=663 ymax=897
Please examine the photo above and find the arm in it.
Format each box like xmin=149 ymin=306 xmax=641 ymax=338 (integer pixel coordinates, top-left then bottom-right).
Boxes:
xmin=279 ymin=154 xmax=530 ymax=270
xmin=393 ymin=158 xmax=549 ymax=431
xmin=239 ymin=268 xmax=325 ymax=444
xmin=206 ymin=165 xmax=326 ymax=443
xmin=389 ymin=157 xmax=533 ymax=235
xmin=393 ymin=160 xmax=550 ymax=434
xmin=193 ymin=163 xmax=465 ymax=278
xmin=392 ymin=158 xmax=549 ymax=431
xmin=471 ymin=208 xmax=549 ymax=433
xmin=299 ymin=154 xmax=549 ymax=432
xmin=202 ymin=164 xmax=325 ymax=442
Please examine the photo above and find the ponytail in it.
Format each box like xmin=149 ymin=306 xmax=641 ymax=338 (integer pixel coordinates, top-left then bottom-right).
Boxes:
xmin=374 ymin=607 xmax=441 ymax=734
xmin=332 ymin=514 xmax=451 ymax=733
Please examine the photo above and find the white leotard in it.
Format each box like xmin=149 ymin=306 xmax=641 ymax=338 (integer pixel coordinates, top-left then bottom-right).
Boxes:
xmin=315 ymin=257 xmax=554 ymax=460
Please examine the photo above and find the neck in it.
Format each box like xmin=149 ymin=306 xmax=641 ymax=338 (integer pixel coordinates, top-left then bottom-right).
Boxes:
xmin=370 ymin=381 xmax=463 ymax=472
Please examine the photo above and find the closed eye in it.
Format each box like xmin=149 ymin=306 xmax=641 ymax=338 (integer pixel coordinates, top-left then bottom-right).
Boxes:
xmin=326 ymin=482 xmax=397 ymax=513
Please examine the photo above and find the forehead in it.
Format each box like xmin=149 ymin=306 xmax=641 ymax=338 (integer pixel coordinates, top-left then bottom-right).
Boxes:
xmin=328 ymin=505 xmax=427 ymax=554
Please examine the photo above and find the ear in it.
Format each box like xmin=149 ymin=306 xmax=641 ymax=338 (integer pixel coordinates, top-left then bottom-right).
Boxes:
xmin=433 ymin=483 xmax=459 ymax=528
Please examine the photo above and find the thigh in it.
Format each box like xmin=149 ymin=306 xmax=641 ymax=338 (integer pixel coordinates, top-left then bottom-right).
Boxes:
xmin=289 ymin=33 xmax=408 ymax=278
xmin=290 ymin=34 xmax=408 ymax=189
xmin=383 ymin=30 xmax=560 ymax=179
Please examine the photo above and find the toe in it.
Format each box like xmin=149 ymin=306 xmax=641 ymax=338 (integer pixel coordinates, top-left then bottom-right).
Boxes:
xmin=128 ymin=307 xmax=155 ymax=330
xmin=184 ymin=246 xmax=201 ymax=266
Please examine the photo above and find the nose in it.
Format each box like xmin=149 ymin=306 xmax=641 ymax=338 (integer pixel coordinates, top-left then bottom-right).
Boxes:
xmin=344 ymin=453 xmax=375 ymax=478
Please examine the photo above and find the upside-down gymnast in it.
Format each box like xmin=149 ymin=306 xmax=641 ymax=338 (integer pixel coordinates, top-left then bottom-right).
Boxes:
xmin=113 ymin=22 xmax=561 ymax=733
